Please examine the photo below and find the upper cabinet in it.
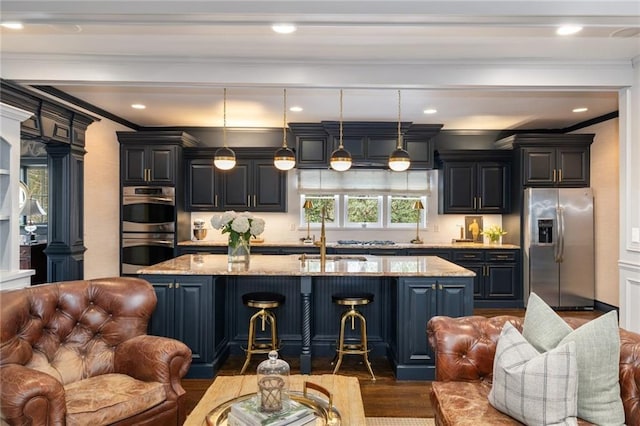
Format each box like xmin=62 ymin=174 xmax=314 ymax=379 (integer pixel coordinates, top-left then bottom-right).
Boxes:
xmin=437 ymin=150 xmax=512 ymax=214
xmin=118 ymin=131 xmax=199 ymax=187
xmin=184 ymin=148 xmax=287 ymax=212
xmin=496 ymin=133 xmax=593 ymax=188
xmin=289 ymin=122 xmax=442 ymax=169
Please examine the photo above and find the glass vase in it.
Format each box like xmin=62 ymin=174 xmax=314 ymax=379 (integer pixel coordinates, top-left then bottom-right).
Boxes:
xmin=228 ymin=233 xmax=250 ymax=266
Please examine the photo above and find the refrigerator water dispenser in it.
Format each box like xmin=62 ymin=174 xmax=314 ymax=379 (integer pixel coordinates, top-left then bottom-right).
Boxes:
xmin=537 ymin=219 xmax=553 ymax=244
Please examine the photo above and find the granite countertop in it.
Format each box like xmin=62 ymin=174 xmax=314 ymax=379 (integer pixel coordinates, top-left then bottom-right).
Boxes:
xmin=178 ymin=240 xmax=520 ymax=249
xmin=137 ymin=254 xmax=477 ymax=277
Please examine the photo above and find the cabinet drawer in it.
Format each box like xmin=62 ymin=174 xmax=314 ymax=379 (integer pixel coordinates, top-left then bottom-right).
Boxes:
xmin=452 ymin=251 xmax=484 ymax=262
xmin=486 ymin=251 xmax=518 ymax=262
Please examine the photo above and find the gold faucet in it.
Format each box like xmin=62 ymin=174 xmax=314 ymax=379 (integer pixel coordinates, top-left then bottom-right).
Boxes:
xmin=314 ymin=205 xmax=327 ymax=267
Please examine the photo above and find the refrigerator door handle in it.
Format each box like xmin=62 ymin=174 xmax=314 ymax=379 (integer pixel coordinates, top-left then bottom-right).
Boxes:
xmin=557 ymin=206 xmax=565 ymax=263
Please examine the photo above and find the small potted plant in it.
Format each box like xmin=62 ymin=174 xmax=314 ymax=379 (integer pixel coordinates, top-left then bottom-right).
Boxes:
xmin=482 ymin=225 xmax=507 ymax=244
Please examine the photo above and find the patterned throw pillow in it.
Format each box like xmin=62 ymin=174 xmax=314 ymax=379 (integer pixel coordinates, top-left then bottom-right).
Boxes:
xmin=489 ymin=322 xmax=578 ymax=426
xmin=522 ymin=293 xmax=625 ymax=425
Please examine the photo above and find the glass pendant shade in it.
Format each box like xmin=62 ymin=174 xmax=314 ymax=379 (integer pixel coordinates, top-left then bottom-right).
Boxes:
xmin=330 ymin=147 xmax=352 ymax=171
xmin=274 ymin=146 xmax=296 ymax=171
xmin=388 ymin=146 xmax=411 ymax=171
xmin=214 ymin=146 xmax=236 ymax=170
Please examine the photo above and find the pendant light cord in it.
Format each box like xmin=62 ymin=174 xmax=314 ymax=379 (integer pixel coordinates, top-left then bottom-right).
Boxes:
xmin=339 ymin=89 xmax=344 ymax=149
xmin=397 ymin=89 xmax=402 ymax=149
xmin=223 ymin=88 xmax=227 ymax=148
xmin=283 ymin=88 xmax=287 ymax=148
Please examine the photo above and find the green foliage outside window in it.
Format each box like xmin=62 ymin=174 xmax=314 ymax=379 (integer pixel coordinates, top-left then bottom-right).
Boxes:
xmin=304 ymin=196 xmax=335 ymax=223
xmin=346 ymin=196 xmax=379 ymax=223
xmin=390 ymin=197 xmax=420 ymax=224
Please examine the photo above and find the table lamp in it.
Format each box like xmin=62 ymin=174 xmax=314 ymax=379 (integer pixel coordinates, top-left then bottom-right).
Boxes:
xmin=20 ymin=198 xmax=46 ymax=242
xmin=410 ymin=200 xmax=424 ymax=244
xmin=302 ymin=199 xmax=313 ymax=243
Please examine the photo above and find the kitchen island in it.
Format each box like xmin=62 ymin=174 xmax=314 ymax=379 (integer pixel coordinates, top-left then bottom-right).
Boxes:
xmin=138 ymin=254 xmax=475 ymax=380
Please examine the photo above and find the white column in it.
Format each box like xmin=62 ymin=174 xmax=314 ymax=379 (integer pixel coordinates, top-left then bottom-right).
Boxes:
xmin=618 ymin=59 xmax=640 ymax=332
xmin=0 ymin=102 xmax=35 ymax=290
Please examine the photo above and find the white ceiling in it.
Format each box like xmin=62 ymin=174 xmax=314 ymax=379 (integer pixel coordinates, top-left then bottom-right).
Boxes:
xmin=1 ymin=1 xmax=639 ymax=130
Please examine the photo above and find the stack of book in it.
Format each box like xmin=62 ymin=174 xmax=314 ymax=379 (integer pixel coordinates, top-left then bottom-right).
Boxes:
xmin=228 ymin=395 xmax=316 ymax=426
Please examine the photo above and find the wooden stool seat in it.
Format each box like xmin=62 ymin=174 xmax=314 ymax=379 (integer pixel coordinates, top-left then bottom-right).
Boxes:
xmin=331 ymin=292 xmax=375 ymax=380
xmin=240 ymin=292 xmax=285 ymax=374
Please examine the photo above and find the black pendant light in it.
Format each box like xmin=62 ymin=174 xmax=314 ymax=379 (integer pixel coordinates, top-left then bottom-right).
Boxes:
xmin=214 ymin=88 xmax=236 ymax=170
xmin=274 ymin=88 xmax=296 ymax=171
xmin=388 ymin=89 xmax=411 ymax=172
xmin=329 ymin=89 xmax=352 ymax=171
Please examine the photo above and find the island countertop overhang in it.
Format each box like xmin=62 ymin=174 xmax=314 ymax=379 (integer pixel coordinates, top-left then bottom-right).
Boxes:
xmin=137 ymin=254 xmax=476 ymax=277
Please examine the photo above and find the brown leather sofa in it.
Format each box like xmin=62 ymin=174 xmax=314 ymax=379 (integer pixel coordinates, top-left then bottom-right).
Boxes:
xmin=0 ymin=277 xmax=192 ymax=426
xmin=427 ymin=315 xmax=640 ymax=426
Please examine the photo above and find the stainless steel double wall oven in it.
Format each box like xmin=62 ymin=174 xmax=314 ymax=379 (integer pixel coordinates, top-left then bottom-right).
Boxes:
xmin=121 ymin=186 xmax=176 ymax=274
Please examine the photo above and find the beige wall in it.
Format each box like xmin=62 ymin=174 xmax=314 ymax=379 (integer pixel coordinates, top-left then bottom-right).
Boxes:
xmin=578 ymin=119 xmax=620 ymax=306
xmin=84 ymin=119 xmax=131 ymax=279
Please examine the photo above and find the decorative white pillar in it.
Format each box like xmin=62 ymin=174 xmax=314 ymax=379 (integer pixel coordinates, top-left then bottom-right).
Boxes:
xmin=0 ymin=102 xmax=35 ymax=290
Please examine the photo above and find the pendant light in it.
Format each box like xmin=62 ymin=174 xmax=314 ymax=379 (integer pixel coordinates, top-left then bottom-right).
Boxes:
xmin=388 ymin=89 xmax=411 ymax=172
xmin=214 ymin=88 xmax=236 ymax=170
xmin=274 ymin=88 xmax=296 ymax=171
xmin=329 ymin=89 xmax=352 ymax=172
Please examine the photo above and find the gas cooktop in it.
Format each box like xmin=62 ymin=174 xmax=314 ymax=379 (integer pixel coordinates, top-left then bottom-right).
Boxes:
xmin=337 ymin=240 xmax=396 ymax=246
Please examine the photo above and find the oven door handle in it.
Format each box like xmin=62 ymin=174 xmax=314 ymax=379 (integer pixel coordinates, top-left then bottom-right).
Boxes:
xmin=122 ymin=196 xmax=175 ymax=205
xmin=122 ymin=240 xmax=175 ymax=248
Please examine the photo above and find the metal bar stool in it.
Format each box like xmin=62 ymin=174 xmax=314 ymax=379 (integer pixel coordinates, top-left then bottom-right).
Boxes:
xmin=331 ymin=292 xmax=376 ymax=380
xmin=240 ymin=292 xmax=285 ymax=374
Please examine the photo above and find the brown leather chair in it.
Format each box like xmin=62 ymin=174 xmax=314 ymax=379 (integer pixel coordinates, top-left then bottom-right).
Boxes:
xmin=0 ymin=277 xmax=192 ymax=425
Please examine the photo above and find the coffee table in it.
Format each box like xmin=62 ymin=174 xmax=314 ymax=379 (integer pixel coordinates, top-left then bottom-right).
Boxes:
xmin=184 ymin=374 xmax=366 ymax=425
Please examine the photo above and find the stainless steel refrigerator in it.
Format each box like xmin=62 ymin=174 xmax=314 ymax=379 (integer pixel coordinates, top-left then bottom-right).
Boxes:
xmin=523 ymin=187 xmax=595 ymax=309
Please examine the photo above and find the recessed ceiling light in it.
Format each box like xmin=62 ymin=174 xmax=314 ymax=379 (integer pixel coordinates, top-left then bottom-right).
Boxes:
xmin=423 ymin=108 xmax=438 ymax=114
xmin=272 ymin=23 xmax=297 ymax=34
xmin=1 ymin=21 xmax=24 ymax=30
xmin=289 ymin=106 xmax=303 ymax=112
xmin=556 ymin=25 xmax=583 ymax=36
xmin=131 ymin=104 xmax=146 ymax=110
xmin=572 ymin=107 xmax=588 ymax=113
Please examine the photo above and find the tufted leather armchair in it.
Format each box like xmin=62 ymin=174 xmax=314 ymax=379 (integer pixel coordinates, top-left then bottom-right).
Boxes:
xmin=427 ymin=315 xmax=640 ymax=426
xmin=0 ymin=277 xmax=192 ymax=426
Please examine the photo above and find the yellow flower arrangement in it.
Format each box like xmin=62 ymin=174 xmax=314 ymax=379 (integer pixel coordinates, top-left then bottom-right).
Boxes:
xmin=482 ymin=225 xmax=507 ymax=243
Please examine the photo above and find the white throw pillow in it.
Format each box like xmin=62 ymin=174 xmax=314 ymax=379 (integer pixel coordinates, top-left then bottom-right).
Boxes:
xmin=489 ymin=322 xmax=578 ymax=426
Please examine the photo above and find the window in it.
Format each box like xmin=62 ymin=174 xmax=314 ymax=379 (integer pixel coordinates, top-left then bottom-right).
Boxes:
xmin=20 ymin=165 xmax=48 ymax=225
xmin=388 ymin=196 xmax=426 ymax=228
xmin=344 ymin=195 xmax=383 ymax=228
xmin=300 ymin=195 xmax=339 ymax=226
xmin=300 ymin=193 xmax=427 ymax=230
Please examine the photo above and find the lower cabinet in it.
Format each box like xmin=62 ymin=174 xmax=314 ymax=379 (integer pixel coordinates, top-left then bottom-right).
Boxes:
xmin=142 ymin=275 xmax=226 ymax=378
xmin=392 ymin=277 xmax=473 ymax=380
xmin=452 ymin=249 xmax=520 ymax=307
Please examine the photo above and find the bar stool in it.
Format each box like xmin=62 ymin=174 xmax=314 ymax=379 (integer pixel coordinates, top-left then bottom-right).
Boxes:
xmin=240 ymin=292 xmax=285 ymax=374
xmin=331 ymin=292 xmax=376 ymax=380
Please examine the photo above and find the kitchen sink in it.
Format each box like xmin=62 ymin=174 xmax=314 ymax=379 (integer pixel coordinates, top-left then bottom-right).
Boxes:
xmin=298 ymin=255 xmax=368 ymax=262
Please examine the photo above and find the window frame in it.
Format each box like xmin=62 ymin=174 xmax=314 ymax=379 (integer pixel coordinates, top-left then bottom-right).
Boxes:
xmin=343 ymin=194 xmax=384 ymax=229
xmin=386 ymin=195 xmax=428 ymax=229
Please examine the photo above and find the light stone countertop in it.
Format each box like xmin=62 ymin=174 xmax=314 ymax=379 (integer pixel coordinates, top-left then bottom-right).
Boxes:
xmin=137 ymin=254 xmax=476 ymax=277
xmin=178 ymin=240 xmax=520 ymax=249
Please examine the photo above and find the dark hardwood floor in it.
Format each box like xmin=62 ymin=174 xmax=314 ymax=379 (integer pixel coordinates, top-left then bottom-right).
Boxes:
xmin=182 ymin=308 xmax=602 ymax=419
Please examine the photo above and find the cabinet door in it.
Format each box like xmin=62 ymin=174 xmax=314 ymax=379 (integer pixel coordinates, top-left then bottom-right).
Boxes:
xmin=295 ymin=135 xmax=330 ymax=168
xmin=366 ymin=136 xmax=397 ymax=163
xmin=147 ymin=277 xmax=177 ymax=338
xmin=477 ymin=162 xmax=509 ymax=213
xmin=441 ymin=162 xmax=475 ymax=213
xmin=122 ymin=145 xmax=147 ymax=185
xmin=253 ymin=159 xmax=287 ymax=212
xmin=485 ymin=264 xmax=518 ymax=299
xmin=148 ymin=146 xmax=175 ymax=184
xmin=437 ymin=280 xmax=473 ymax=317
xmin=173 ymin=277 xmax=212 ymax=364
xmin=400 ymin=279 xmax=437 ymax=364
xmin=556 ymin=147 xmax=589 ymax=187
xmin=221 ymin=160 xmax=251 ymax=210
xmin=522 ymin=147 xmax=556 ymax=187
xmin=186 ymin=159 xmax=219 ymax=211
